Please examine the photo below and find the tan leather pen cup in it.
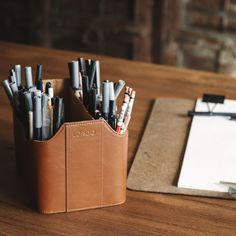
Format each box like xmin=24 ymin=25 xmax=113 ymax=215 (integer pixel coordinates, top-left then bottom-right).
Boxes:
xmin=13 ymin=78 xmax=128 ymax=214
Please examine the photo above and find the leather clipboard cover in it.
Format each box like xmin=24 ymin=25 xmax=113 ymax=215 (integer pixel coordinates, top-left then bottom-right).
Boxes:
xmin=13 ymin=78 xmax=128 ymax=214
xmin=127 ymin=98 xmax=233 ymax=199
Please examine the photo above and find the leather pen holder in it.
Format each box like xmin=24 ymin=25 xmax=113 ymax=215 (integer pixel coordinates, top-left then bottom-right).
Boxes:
xmin=13 ymin=78 xmax=128 ymax=214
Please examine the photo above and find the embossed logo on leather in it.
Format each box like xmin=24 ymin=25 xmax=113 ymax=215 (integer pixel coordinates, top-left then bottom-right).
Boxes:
xmin=72 ymin=130 xmax=96 ymax=138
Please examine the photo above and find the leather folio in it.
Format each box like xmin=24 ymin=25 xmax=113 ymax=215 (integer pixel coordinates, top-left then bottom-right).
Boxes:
xmin=13 ymin=79 xmax=128 ymax=214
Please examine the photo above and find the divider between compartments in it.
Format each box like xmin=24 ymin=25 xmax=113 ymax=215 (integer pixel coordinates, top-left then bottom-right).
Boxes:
xmin=68 ymin=86 xmax=93 ymax=122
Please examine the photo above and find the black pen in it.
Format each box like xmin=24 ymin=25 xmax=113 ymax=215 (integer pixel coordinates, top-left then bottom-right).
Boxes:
xmin=108 ymin=82 xmax=116 ymax=129
xmin=45 ymin=82 xmax=51 ymax=95
xmin=36 ymin=64 xmax=43 ymax=92
xmin=78 ymin=57 xmax=86 ymax=76
xmin=88 ymin=88 xmax=97 ymax=117
xmin=54 ymin=97 xmax=64 ymax=133
xmin=68 ymin=61 xmax=79 ymax=90
xmin=88 ymin=60 xmax=96 ymax=89
xmin=82 ymin=75 xmax=89 ymax=108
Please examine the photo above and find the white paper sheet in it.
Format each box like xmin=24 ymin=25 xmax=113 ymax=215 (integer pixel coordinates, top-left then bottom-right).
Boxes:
xmin=178 ymin=98 xmax=236 ymax=192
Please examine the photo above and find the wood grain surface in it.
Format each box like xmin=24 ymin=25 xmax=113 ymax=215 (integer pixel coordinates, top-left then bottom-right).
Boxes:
xmin=0 ymin=42 xmax=236 ymax=236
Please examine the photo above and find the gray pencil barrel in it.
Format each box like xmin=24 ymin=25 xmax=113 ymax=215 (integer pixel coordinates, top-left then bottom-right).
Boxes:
xmin=34 ymin=96 xmax=42 ymax=128
xmin=9 ymin=82 xmax=19 ymax=95
xmin=42 ymin=94 xmax=51 ymax=140
xmin=1 ymin=80 xmax=14 ymax=107
xmin=114 ymin=80 xmax=125 ymax=100
xmin=15 ymin=65 xmax=21 ymax=87
xmin=71 ymin=60 xmax=79 ymax=89
xmin=33 ymin=89 xmax=42 ymax=97
xmin=102 ymin=81 xmax=110 ymax=114
xmin=25 ymin=66 xmax=33 ymax=89
xmin=109 ymin=82 xmax=115 ymax=101
xmin=24 ymin=91 xmax=33 ymax=111
xmin=95 ymin=60 xmax=101 ymax=95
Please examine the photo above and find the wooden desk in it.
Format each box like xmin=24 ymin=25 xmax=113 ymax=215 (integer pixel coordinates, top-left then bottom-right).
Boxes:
xmin=0 ymin=42 xmax=236 ymax=235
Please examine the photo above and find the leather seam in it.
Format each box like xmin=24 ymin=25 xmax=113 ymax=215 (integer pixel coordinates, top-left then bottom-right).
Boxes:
xmin=65 ymin=125 xmax=68 ymax=212
xmin=101 ymin=121 xmax=103 ymax=207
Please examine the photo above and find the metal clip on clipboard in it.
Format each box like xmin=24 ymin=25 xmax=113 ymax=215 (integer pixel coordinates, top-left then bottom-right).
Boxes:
xmin=187 ymin=94 xmax=236 ymax=119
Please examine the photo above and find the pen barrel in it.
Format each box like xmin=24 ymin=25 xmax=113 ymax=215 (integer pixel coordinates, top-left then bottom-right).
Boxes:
xmin=25 ymin=66 xmax=33 ymax=89
xmin=114 ymin=80 xmax=125 ymax=100
xmin=95 ymin=60 xmax=101 ymax=95
xmin=2 ymin=80 xmax=14 ymax=108
xmin=36 ymin=64 xmax=42 ymax=82
xmin=102 ymin=81 xmax=110 ymax=119
xmin=88 ymin=60 xmax=96 ymax=89
xmin=15 ymin=64 xmax=21 ymax=87
xmin=28 ymin=111 xmax=33 ymax=140
xmin=78 ymin=57 xmax=86 ymax=76
xmin=88 ymin=88 xmax=96 ymax=117
xmin=82 ymin=75 xmax=89 ymax=108
xmin=71 ymin=61 xmax=79 ymax=90
xmin=34 ymin=96 xmax=42 ymax=140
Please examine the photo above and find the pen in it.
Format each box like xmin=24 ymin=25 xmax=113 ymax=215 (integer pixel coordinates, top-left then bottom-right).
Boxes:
xmin=42 ymin=94 xmax=52 ymax=140
xmin=69 ymin=61 xmax=80 ymax=90
xmin=78 ymin=57 xmax=86 ymax=76
xmin=9 ymin=81 xmax=20 ymax=110
xmin=48 ymin=86 xmax=54 ymax=106
xmin=88 ymin=60 xmax=96 ymax=90
xmin=54 ymin=97 xmax=64 ymax=133
xmin=34 ymin=95 xmax=42 ymax=140
xmin=116 ymin=86 xmax=130 ymax=133
xmin=108 ymin=82 xmax=116 ymax=129
xmin=88 ymin=88 xmax=97 ymax=117
xmin=15 ymin=65 xmax=21 ymax=87
xmin=102 ymin=80 xmax=110 ymax=121
xmin=45 ymin=82 xmax=51 ymax=95
xmin=114 ymin=80 xmax=125 ymax=100
xmin=36 ymin=64 xmax=43 ymax=92
xmin=95 ymin=60 xmax=101 ymax=96
xmin=25 ymin=66 xmax=34 ymax=89
xmin=9 ymin=69 xmax=16 ymax=83
xmin=121 ymin=90 xmax=136 ymax=133
xmin=82 ymin=75 xmax=89 ymax=108
xmin=24 ymin=91 xmax=34 ymax=140
xmin=1 ymin=80 xmax=15 ymax=109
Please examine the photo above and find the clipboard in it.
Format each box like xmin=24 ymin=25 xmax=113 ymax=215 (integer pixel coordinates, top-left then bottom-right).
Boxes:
xmin=127 ymin=98 xmax=234 ymax=199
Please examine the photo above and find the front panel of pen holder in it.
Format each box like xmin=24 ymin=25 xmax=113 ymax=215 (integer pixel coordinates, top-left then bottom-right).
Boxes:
xmin=102 ymin=123 xmax=128 ymax=205
xmin=31 ymin=126 xmax=66 ymax=214
xmin=65 ymin=120 xmax=128 ymax=211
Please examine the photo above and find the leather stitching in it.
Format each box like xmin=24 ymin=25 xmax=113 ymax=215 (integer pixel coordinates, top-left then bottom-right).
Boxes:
xmin=101 ymin=121 xmax=103 ymax=207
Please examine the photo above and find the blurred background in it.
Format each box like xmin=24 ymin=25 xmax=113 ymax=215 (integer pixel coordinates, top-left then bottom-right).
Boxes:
xmin=1 ymin=0 xmax=236 ymax=76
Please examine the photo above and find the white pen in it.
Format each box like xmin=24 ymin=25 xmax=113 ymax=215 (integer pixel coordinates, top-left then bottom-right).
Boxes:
xmin=121 ymin=90 xmax=136 ymax=133
xmin=116 ymin=86 xmax=130 ymax=133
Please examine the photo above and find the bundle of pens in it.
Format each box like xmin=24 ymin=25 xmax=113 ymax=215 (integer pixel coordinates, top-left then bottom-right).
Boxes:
xmin=68 ymin=58 xmax=136 ymax=134
xmin=1 ymin=65 xmax=64 ymax=141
